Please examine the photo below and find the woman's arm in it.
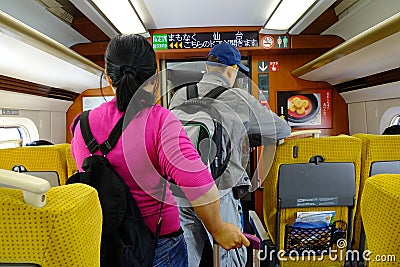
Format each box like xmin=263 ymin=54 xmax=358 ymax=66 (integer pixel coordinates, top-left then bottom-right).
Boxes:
xmin=191 ymin=184 xmax=250 ymax=250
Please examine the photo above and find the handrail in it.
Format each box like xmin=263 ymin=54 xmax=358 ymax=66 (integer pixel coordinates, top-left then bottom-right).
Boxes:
xmin=0 ymin=10 xmax=103 ymax=76
xmin=0 ymin=139 xmax=22 ymax=148
xmin=291 ymin=12 xmax=400 ymax=78
xmin=289 ymin=129 xmax=321 ymax=138
xmin=0 ymin=169 xmax=50 ymax=208
xmin=278 ymin=129 xmax=321 ymax=145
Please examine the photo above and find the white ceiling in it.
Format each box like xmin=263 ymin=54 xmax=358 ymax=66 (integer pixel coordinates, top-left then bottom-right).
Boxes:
xmin=322 ymin=0 xmax=400 ymax=40
xmin=0 ymin=2 xmax=102 ymax=95
xmin=0 ymin=0 xmax=330 ymax=95
xmin=0 ymin=31 xmax=101 ymax=92
xmin=0 ymin=0 xmax=89 ymax=47
xmin=134 ymin=0 xmax=279 ymax=29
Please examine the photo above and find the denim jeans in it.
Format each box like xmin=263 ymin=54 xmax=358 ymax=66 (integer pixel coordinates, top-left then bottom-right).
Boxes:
xmin=178 ymin=190 xmax=247 ymax=267
xmin=152 ymin=233 xmax=188 ymax=267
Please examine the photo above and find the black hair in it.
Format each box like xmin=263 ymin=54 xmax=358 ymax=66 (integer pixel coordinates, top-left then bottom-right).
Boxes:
xmin=25 ymin=140 xmax=54 ymax=146
xmin=206 ymin=54 xmax=229 ymax=74
xmin=105 ymin=34 xmax=156 ymax=112
xmin=382 ymin=125 xmax=400 ymax=135
xmin=207 ymin=54 xmax=219 ymax=63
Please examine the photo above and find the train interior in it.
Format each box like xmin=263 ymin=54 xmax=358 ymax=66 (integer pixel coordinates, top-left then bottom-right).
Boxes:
xmin=0 ymin=0 xmax=399 ymax=266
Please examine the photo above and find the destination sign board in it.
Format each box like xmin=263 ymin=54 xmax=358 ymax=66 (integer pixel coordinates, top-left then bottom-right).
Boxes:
xmin=152 ymin=31 xmax=259 ymax=50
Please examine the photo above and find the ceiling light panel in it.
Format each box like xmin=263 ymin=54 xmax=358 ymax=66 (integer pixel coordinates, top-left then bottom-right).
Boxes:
xmin=91 ymin=0 xmax=145 ymax=34
xmin=264 ymin=0 xmax=318 ymax=31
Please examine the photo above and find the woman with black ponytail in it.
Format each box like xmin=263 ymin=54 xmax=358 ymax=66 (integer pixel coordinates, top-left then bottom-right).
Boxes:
xmin=71 ymin=34 xmax=249 ymax=267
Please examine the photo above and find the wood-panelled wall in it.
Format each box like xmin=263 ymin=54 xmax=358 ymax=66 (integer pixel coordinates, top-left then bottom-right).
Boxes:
xmin=251 ymin=54 xmax=348 ymax=136
xmin=66 ymin=87 xmax=113 ymax=143
xmin=250 ymin=53 xmax=349 ymax=221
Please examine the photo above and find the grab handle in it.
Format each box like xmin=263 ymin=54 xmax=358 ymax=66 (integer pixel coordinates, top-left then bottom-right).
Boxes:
xmin=0 ymin=169 xmax=50 ymax=208
xmin=243 ymin=233 xmax=261 ymax=250
xmin=278 ymin=129 xmax=321 ymax=144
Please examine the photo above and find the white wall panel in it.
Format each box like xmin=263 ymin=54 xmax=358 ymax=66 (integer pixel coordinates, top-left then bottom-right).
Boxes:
xmin=51 ymin=111 xmax=66 ymax=144
xmin=348 ymin=102 xmax=367 ymax=135
xmin=365 ymin=98 xmax=400 ymax=134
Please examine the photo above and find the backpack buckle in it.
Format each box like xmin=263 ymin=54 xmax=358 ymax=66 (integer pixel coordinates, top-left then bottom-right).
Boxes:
xmin=86 ymin=138 xmax=99 ymax=153
xmin=99 ymin=140 xmax=112 ymax=155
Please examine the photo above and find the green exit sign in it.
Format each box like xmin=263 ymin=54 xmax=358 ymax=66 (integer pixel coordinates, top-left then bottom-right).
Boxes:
xmin=152 ymin=34 xmax=168 ymax=50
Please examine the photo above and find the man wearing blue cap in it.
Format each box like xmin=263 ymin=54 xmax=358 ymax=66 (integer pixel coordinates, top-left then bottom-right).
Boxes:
xmin=170 ymin=42 xmax=290 ymax=266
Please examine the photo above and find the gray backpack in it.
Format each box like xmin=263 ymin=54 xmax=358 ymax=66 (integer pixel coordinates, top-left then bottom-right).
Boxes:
xmin=171 ymin=84 xmax=231 ymax=180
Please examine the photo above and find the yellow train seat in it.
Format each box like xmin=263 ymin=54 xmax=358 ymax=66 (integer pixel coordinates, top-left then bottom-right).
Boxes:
xmin=262 ymin=135 xmax=362 ymax=266
xmin=360 ymin=174 xmax=400 ymax=267
xmin=0 ymin=169 xmax=102 ymax=267
xmin=0 ymin=145 xmax=68 ymax=185
xmin=65 ymin=144 xmax=78 ymax=178
xmin=351 ymin=134 xmax=400 ymax=252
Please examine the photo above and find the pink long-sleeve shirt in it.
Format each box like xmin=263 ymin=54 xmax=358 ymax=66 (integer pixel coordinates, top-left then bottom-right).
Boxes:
xmin=71 ymin=99 xmax=214 ymax=235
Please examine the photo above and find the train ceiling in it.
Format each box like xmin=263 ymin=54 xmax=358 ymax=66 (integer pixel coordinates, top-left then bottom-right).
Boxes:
xmin=1 ymin=0 xmax=349 ymax=69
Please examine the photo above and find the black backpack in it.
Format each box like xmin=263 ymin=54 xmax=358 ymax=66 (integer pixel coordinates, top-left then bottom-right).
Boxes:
xmin=68 ymin=110 xmax=166 ymax=267
xmin=170 ymin=84 xmax=231 ymax=180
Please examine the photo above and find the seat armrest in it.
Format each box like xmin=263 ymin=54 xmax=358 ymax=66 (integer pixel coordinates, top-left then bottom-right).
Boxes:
xmin=0 ymin=169 xmax=50 ymax=208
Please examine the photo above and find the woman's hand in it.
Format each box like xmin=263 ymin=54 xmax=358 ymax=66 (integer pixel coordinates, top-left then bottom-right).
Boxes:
xmin=212 ymin=222 xmax=250 ymax=250
xmin=191 ymin=185 xmax=250 ymax=250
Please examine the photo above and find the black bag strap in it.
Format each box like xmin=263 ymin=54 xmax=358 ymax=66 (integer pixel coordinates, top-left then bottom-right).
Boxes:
xmin=80 ymin=110 xmax=125 ymax=155
xmin=186 ymin=84 xmax=226 ymax=100
xmin=71 ymin=113 xmax=81 ymax=136
xmin=204 ymin=85 xmax=226 ymax=99
xmin=154 ymin=179 xmax=167 ymax=243
xmin=186 ymin=84 xmax=199 ymax=100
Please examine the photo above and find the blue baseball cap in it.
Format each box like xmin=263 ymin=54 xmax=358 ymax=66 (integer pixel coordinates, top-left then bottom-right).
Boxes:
xmin=207 ymin=42 xmax=249 ymax=72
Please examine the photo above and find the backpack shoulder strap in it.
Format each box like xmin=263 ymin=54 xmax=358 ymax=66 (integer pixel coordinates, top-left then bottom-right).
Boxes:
xmin=187 ymin=84 xmax=226 ymax=100
xmin=71 ymin=113 xmax=82 ymax=136
xmin=204 ymin=85 xmax=227 ymax=99
xmin=80 ymin=110 xmax=97 ymax=154
xmin=80 ymin=110 xmax=125 ymax=155
xmin=186 ymin=84 xmax=198 ymax=100
xmin=98 ymin=113 xmax=125 ymax=155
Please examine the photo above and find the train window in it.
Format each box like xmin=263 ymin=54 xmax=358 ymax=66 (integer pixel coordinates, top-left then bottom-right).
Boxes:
xmin=0 ymin=127 xmax=23 ymax=148
xmin=0 ymin=127 xmax=22 ymax=141
xmin=380 ymin=107 xmax=400 ymax=134
xmin=390 ymin=114 xmax=400 ymax=126
xmin=0 ymin=117 xmax=39 ymax=148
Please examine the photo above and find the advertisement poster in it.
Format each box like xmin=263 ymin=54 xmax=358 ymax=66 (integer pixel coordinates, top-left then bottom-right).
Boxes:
xmin=277 ymin=89 xmax=332 ymax=128
xmin=82 ymin=96 xmax=114 ymax=111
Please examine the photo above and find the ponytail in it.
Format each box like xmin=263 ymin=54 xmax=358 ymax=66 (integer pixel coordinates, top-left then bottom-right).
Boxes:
xmin=105 ymin=34 xmax=157 ymax=112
